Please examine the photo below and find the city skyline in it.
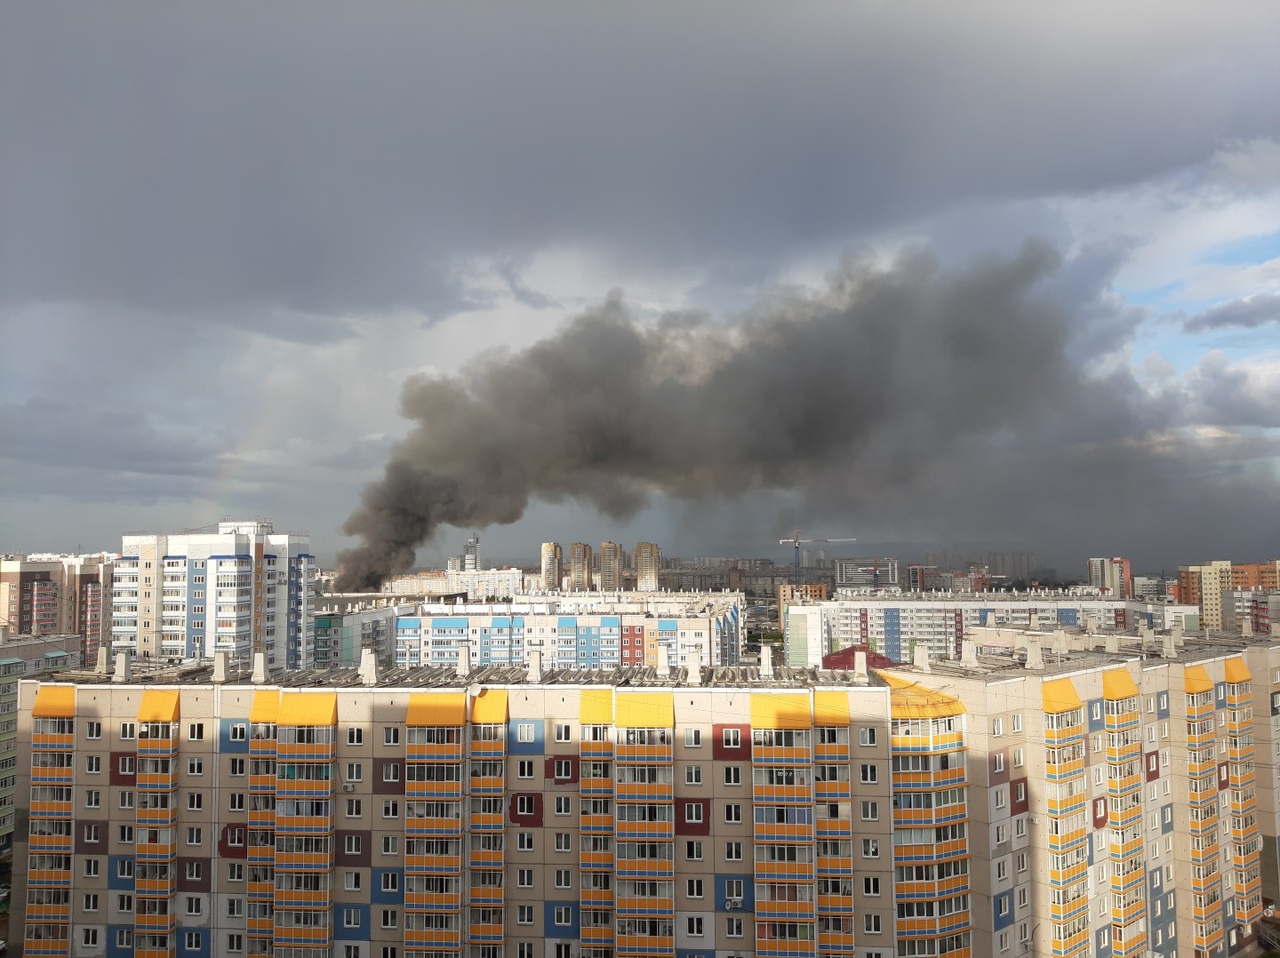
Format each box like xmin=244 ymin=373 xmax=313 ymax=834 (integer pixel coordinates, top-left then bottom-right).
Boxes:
xmin=3 ymin=4 xmax=1279 ymax=581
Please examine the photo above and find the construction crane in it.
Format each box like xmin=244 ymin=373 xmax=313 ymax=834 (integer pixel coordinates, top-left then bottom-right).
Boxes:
xmin=779 ymin=533 xmax=857 ymax=581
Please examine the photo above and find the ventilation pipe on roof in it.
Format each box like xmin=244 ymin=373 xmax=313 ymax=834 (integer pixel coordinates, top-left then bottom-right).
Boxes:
xmin=1024 ymin=635 xmax=1044 ymax=671
xmin=112 ymin=650 xmax=132 ymax=684
xmin=95 ymin=645 xmax=111 ymax=675
xmin=913 ymin=644 xmax=931 ymax=673
xmin=251 ymin=651 xmax=269 ymax=685
xmin=527 ymin=647 xmax=543 ymax=683
xmin=212 ymin=651 xmax=228 ymax=684
xmin=854 ymin=650 xmax=869 ymax=682
xmin=359 ymin=646 xmax=380 ymax=686
xmin=456 ymin=641 xmax=472 ymax=679
xmin=686 ymin=645 xmax=703 ymax=686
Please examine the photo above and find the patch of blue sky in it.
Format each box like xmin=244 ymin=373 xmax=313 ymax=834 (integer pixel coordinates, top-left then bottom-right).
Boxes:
xmin=1195 ymin=230 xmax=1280 ymax=267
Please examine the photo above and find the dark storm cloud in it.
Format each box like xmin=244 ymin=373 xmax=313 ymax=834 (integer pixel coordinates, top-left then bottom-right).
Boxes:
xmin=336 ymin=242 xmax=1276 ymax=589
xmin=3 ymin=3 xmax=1278 ymax=316
xmin=1184 ymin=294 xmax=1280 ymax=332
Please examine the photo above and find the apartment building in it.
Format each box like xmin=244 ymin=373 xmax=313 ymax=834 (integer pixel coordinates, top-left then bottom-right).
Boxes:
xmin=1178 ymin=560 xmax=1280 ymax=632
xmin=111 ymin=520 xmax=314 ymax=670
xmin=1 ymin=552 xmax=114 ymax=666
xmin=783 ymin=593 xmax=1200 ymax=667
xmin=393 ymin=594 xmax=743 ymax=671
xmin=540 ymin=545 xmax=564 ymax=593
xmin=599 ymin=544 xmax=625 ymax=594
xmin=635 ymin=544 xmax=661 ymax=594
xmin=312 ymin=599 xmax=417 ymax=669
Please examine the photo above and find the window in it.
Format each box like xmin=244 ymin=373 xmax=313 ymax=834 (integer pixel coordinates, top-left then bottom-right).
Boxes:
xmin=860 ymin=801 xmax=879 ymax=821
xmin=118 ymin=825 xmax=134 ymax=843
xmin=229 ymin=792 xmax=245 ymax=811
xmin=1016 ymin=852 xmax=1027 ymax=873
xmin=687 ymin=878 xmax=704 ymax=898
xmin=687 ymin=916 xmax=705 ymax=936
xmin=227 ymin=898 xmax=244 ymax=917
xmin=383 ymin=800 xmax=400 ymax=819
xmin=120 ymin=722 xmax=136 ymax=740
xmin=345 ymin=835 xmax=362 ymax=854
xmin=185 ymin=826 xmax=202 ymax=845
xmin=555 ymin=723 xmax=572 ymax=743
xmin=230 ymin=723 xmax=247 ymax=741
xmin=186 ymin=861 xmax=202 ymax=880
xmin=343 ymin=909 xmax=361 ymax=929
xmin=996 ymin=824 xmax=1008 ymax=844
xmin=863 ymin=876 xmax=880 ymax=896
xmin=188 ymin=792 xmax=203 ymax=811
xmin=117 ymin=860 xmax=134 ymax=879
xmin=861 ymin=839 xmax=879 ymax=859
xmin=555 ymin=832 xmax=572 ymax=852
xmin=83 ymin=929 xmax=99 ymax=947
xmin=518 ymin=832 xmax=534 ymax=851
xmin=84 ymin=893 xmax=99 ymax=912
xmin=189 ymin=722 xmax=205 ymax=741
xmin=230 ymin=757 xmax=246 ymax=776
xmin=186 ymin=896 xmax=203 ymax=916
xmin=384 ymin=727 xmax=400 ymax=746
xmin=228 ymin=863 xmax=244 ymax=882
xmin=382 ymin=836 xmax=399 ymax=855
xmin=85 ymin=720 xmax=103 ymax=739
xmin=516 ymin=796 xmax=535 ymax=816
xmin=685 ymin=728 xmax=702 ymax=747
xmin=517 ymin=947 xmax=533 ymax=958
xmin=1013 ymin=747 xmax=1024 ymax=768
xmin=119 ymin=790 xmax=135 ymax=809
xmin=554 ymin=795 xmax=573 ymax=816
xmin=83 ymin=823 xmax=100 ymax=843
xmin=554 ymin=759 xmax=574 ymax=780
xmin=84 ymin=858 xmax=100 ymax=877
xmin=553 ymin=906 xmax=572 ymax=926
xmin=517 ymin=869 xmax=534 ymax=887
xmin=117 ymin=931 xmax=134 ymax=949
xmin=996 ymin=859 xmax=1008 ymax=880
xmin=686 ymin=840 xmax=703 ymax=861
xmin=346 ymin=763 xmax=363 ymax=782
xmin=118 ymin=893 xmax=134 ymax=912
xmin=348 ymin=727 xmax=364 ymax=746
xmin=517 ymin=760 xmax=534 ymax=779
xmin=995 ymin=788 xmax=1007 ymax=809
xmin=516 ymin=723 xmax=535 ymax=743
xmin=381 ymin=910 xmax=398 ymax=930
xmin=723 ymin=728 xmax=741 ymax=748
xmin=382 ymin=763 xmax=400 ymax=783
xmin=993 ymin=752 xmax=1005 ymax=773
xmin=85 ymin=789 xmax=101 ymax=808
xmin=1014 ymin=818 xmax=1026 ymax=838
xmin=346 ymin=798 xmax=363 ymax=817
xmin=381 ymin=872 xmax=399 ymax=892
xmin=517 ymin=905 xmax=534 ymax=925
xmin=118 ymin=755 xmax=135 ymax=775
xmin=185 ymin=933 xmax=202 ymax=951
xmin=859 ymin=726 xmax=877 ymax=746
xmin=725 ymin=803 xmax=742 ymax=823
xmin=685 ymin=802 xmax=704 ymax=823
xmin=555 ymin=869 xmax=572 ymax=889
xmin=726 ymin=917 xmax=744 ymax=937
xmin=859 ymin=764 xmax=878 ymax=784
xmin=1012 ymin=713 xmax=1022 ymax=732
xmin=344 ymin=872 xmax=361 ymax=891
xmin=686 ymin=765 xmax=702 ymax=785
xmin=725 ymin=841 xmax=743 ymax=861
xmin=723 ymin=765 xmax=741 ymax=786
xmin=864 ymin=914 xmax=882 ymax=934
xmin=85 ymin=755 xmax=101 ymax=774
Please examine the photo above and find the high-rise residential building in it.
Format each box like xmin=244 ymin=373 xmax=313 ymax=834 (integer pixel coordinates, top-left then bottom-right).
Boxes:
xmin=464 ymin=533 xmax=481 ymax=572
xmin=0 ymin=552 xmax=113 ymax=666
xmin=569 ymin=543 xmax=594 ymax=592
xmin=834 ymin=557 xmax=898 ymax=589
xmin=599 ymin=542 xmax=624 ymax=592
xmin=14 ymin=620 xmax=1280 ymax=958
xmin=111 ymin=519 xmax=314 ymax=669
xmin=1087 ymin=556 xmax=1132 ymax=598
xmin=635 ymin=541 xmax=661 ymax=592
xmin=1178 ymin=559 xmax=1280 ymax=631
xmin=540 ymin=542 xmax=563 ymax=592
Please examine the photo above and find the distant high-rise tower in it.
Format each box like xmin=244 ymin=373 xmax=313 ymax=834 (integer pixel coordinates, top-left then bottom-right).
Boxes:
xmin=569 ymin=543 xmax=593 ymax=591
xmin=111 ymin=519 xmax=313 ymax=669
xmin=464 ymin=533 xmax=480 ymax=572
xmin=0 ymin=552 xmax=113 ymax=666
xmin=635 ymin=542 xmax=661 ymax=592
xmin=1088 ymin=557 xmax=1132 ymax=599
xmin=599 ymin=542 xmax=624 ymax=592
xmin=540 ymin=542 xmax=563 ymax=592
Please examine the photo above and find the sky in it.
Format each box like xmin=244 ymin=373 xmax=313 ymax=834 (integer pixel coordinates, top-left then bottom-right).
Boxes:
xmin=2 ymin=3 xmax=1278 ymax=578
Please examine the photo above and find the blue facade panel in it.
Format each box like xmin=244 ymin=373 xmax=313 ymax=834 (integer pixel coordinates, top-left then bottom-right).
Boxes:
xmin=544 ymin=901 xmax=580 ymax=939
xmin=713 ymin=874 xmax=755 ymax=911
xmin=219 ymin=718 xmax=250 ymax=754
xmin=992 ymin=893 xmax=1014 ymax=931
xmin=334 ymin=905 xmax=370 ymax=938
xmin=371 ymin=868 xmax=404 ymax=904
xmin=107 ymin=857 xmax=135 ymax=890
xmin=508 ymin=718 xmax=545 ymax=755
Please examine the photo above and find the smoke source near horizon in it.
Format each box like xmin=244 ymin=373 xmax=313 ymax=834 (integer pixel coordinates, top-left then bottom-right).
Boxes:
xmin=336 ymin=241 xmax=1276 ymax=590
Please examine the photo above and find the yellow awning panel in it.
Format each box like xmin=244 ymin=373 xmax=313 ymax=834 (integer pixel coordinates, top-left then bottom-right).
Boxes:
xmin=813 ymin=691 xmax=851 ymax=726
xmin=580 ymin=689 xmax=613 ymax=725
xmin=470 ymin=689 xmax=509 ymax=724
xmin=1184 ymin=664 xmax=1214 ymax=695
xmin=751 ymin=693 xmax=812 ymax=730
xmin=406 ymin=692 xmax=466 ymax=726
xmin=1041 ymin=678 xmax=1083 ymax=714
xmin=249 ymin=690 xmax=280 ymax=724
xmin=876 ymin=671 xmax=967 ymax=719
xmin=278 ymin=692 xmax=337 ymax=727
xmin=615 ymin=692 xmax=674 ymax=728
xmin=137 ymin=689 xmax=180 ymax=723
xmin=31 ymin=684 xmax=76 ymax=719
xmin=1101 ymin=668 xmax=1139 ymax=700
xmin=1224 ymin=657 xmax=1252 ymax=684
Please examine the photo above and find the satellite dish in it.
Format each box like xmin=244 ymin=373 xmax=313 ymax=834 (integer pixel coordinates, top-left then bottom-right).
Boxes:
xmin=467 ymin=684 xmax=483 ymax=698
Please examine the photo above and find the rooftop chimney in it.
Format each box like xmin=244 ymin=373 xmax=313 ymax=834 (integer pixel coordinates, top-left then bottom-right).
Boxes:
xmin=854 ymin=650 xmax=869 ymax=682
xmin=112 ymin=650 xmax=131 ymax=684
xmin=212 ymin=651 xmax=228 ymax=684
xmin=686 ymin=645 xmax=703 ymax=686
xmin=1162 ymin=632 xmax=1177 ymax=659
xmin=456 ymin=642 xmax=472 ymax=679
xmin=760 ymin=645 xmax=775 ymax=680
xmin=656 ymin=644 xmax=670 ymax=676
xmin=961 ymin=636 xmax=978 ymax=665
xmin=95 ymin=645 xmax=111 ymax=675
xmin=1029 ymin=611 xmax=1040 ymax=632
xmin=359 ymin=646 xmax=380 ymax=686
xmin=527 ymin=647 xmax=543 ymax=683
xmin=1024 ymin=635 xmax=1044 ymax=671
xmin=251 ymin=651 xmax=269 ymax=685
xmin=913 ymin=645 xmax=932 ymax=673
xmin=1105 ymin=633 xmax=1119 ymax=654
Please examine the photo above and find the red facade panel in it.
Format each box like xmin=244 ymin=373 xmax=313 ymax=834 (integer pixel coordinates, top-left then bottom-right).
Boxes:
xmin=509 ymin=792 xmax=544 ymax=827
xmin=675 ymin=798 xmax=711 ymax=835
xmin=712 ymin=725 xmax=751 ymax=762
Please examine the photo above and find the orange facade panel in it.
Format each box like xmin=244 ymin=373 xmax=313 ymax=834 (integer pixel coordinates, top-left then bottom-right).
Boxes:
xmin=751 ymin=693 xmax=811 ymax=730
xmin=407 ymin=692 xmax=466 ymax=726
xmin=31 ymin=684 xmax=76 ymax=718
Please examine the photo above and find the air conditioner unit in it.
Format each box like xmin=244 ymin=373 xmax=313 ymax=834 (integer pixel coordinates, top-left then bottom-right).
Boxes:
xmin=342 ymin=783 xmax=355 ymax=792
xmin=726 ymin=899 xmax=742 ymax=910
xmin=1028 ymin=817 xmax=1040 ymax=825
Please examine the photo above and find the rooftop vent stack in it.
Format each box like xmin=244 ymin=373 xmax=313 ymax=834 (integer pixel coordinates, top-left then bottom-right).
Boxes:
xmin=112 ymin=650 xmax=132 ymax=684
xmin=1052 ymin=629 xmax=1069 ymax=656
xmin=913 ymin=645 xmax=932 ymax=673
xmin=1105 ymin=633 xmax=1120 ymax=654
xmin=359 ymin=646 xmax=381 ymax=686
xmin=760 ymin=645 xmax=775 ymax=680
xmin=1162 ymin=632 xmax=1177 ymax=659
xmin=527 ymin=648 xmax=543 ymax=684
xmin=95 ymin=645 xmax=111 ymax=675
xmin=1172 ymin=622 xmax=1185 ymax=648
xmin=1086 ymin=614 xmax=1101 ymax=635
xmin=456 ymin=642 xmax=472 ymax=679
xmin=854 ymin=650 xmax=869 ymax=682
xmin=1029 ymin=611 xmax=1040 ymax=632
xmin=1024 ymin=635 xmax=1044 ymax=671
xmin=961 ymin=636 xmax=978 ymax=665
xmin=251 ymin=651 xmax=269 ymax=685
xmin=686 ymin=645 xmax=703 ymax=686
xmin=657 ymin=644 xmax=671 ymax=676
xmin=212 ymin=651 xmax=228 ymax=684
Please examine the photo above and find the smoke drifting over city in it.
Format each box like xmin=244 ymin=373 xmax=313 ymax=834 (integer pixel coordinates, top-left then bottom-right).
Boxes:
xmin=338 ymin=241 xmax=1251 ymax=590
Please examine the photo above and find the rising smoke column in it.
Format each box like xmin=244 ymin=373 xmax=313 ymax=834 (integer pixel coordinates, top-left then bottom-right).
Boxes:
xmin=337 ymin=242 xmax=1081 ymax=590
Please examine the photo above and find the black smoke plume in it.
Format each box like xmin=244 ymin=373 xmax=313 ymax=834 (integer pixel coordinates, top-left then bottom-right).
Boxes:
xmin=337 ymin=241 xmax=1278 ymax=590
